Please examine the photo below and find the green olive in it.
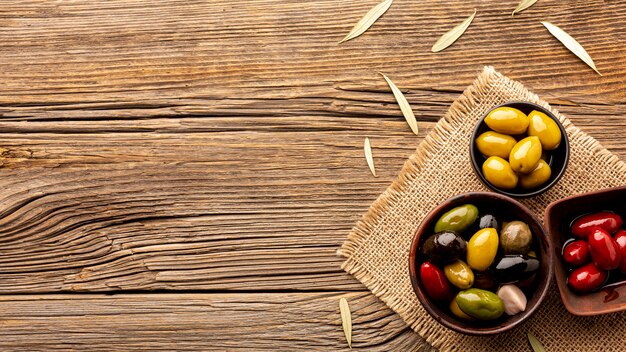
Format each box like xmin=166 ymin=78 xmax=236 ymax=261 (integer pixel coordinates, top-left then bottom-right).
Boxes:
xmin=482 ymin=156 xmax=518 ymax=189
xmin=527 ymin=110 xmax=562 ymax=150
xmin=434 ymin=204 xmax=479 ymax=233
xmin=475 ymin=131 xmax=517 ymax=159
xmin=456 ymin=289 xmax=504 ymax=320
xmin=500 ymin=220 xmax=533 ymax=255
xmin=509 ymin=136 xmax=542 ymax=174
xmin=484 ymin=107 xmax=529 ymax=134
xmin=444 ymin=260 xmax=474 ymax=289
xmin=467 ymin=228 xmax=499 ymax=271
xmin=519 ymin=159 xmax=551 ymax=189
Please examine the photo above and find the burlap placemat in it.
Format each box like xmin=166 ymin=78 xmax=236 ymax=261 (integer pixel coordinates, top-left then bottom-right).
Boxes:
xmin=338 ymin=66 xmax=626 ymax=351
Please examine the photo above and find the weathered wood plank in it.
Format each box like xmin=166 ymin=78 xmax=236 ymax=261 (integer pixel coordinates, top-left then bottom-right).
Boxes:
xmin=0 ymin=292 xmax=434 ymax=351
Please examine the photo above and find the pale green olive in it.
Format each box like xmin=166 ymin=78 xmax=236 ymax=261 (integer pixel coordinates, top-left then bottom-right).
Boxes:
xmin=484 ymin=107 xmax=529 ymax=134
xmin=509 ymin=136 xmax=542 ymax=174
xmin=527 ymin=110 xmax=562 ymax=150
xmin=482 ymin=156 xmax=518 ymax=189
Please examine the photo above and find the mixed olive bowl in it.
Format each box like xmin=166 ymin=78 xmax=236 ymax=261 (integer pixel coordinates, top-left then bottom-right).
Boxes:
xmin=409 ymin=192 xmax=554 ymax=335
xmin=470 ymin=101 xmax=570 ymax=198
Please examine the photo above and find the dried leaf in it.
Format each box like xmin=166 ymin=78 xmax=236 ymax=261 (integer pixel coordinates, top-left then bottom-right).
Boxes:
xmin=512 ymin=0 xmax=538 ymax=16
xmin=379 ymin=73 xmax=419 ymax=135
xmin=542 ymin=21 xmax=601 ymax=75
xmin=432 ymin=9 xmax=476 ymax=52
xmin=339 ymin=0 xmax=393 ymax=44
xmin=339 ymin=298 xmax=352 ymax=349
xmin=363 ymin=138 xmax=377 ymax=177
xmin=528 ymin=333 xmax=546 ymax=352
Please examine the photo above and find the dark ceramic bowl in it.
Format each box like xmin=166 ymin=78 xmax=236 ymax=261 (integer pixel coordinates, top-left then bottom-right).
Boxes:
xmin=470 ymin=101 xmax=569 ymax=198
xmin=545 ymin=186 xmax=626 ymax=316
xmin=409 ymin=192 xmax=553 ymax=335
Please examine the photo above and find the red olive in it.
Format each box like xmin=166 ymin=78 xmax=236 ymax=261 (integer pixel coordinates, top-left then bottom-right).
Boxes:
xmin=567 ymin=263 xmax=607 ymax=293
xmin=562 ymin=240 xmax=589 ymax=267
xmin=419 ymin=261 xmax=454 ymax=302
xmin=614 ymin=229 xmax=626 ymax=274
xmin=571 ymin=211 xmax=623 ymax=238
xmin=588 ymin=228 xmax=622 ymax=270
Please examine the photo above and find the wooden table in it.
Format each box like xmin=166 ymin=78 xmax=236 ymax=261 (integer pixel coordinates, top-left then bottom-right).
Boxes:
xmin=0 ymin=1 xmax=624 ymax=350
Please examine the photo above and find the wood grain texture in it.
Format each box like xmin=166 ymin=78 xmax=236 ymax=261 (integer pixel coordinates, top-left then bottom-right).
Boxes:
xmin=0 ymin=292 xmax=434 ymax=351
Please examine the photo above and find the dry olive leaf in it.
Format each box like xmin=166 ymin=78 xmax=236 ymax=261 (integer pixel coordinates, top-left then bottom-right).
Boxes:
xmin=512 ymin=0 xmax=538 ymax=16
xmin=380 ymin=73 xmax=419 ymax=135
xmin=527 ymin=333 xmax=546 ymax=352
xmin=363 ymin=137 xmax=377 ymax=177
xmin=432 ymin=9 xmax=476 ymax=52
xmin=339 ymin=298 xmax=352 ymax=348
xmin=542 ymin=21 xmax=601 ymax=75
xmin=339 ymin=0 xmax=393 ymax=44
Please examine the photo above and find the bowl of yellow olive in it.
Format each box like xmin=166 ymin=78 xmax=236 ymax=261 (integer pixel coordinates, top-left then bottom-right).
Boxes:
xmin=470 ymin=102 xmax=569 ymax=197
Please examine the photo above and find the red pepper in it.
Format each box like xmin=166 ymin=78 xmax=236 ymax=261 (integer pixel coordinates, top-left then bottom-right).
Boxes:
xmin=571 ymin=211 xmax=623 ymax=238
xmin=419 ymin=261 xmax=453 ymax=302
xmin=567 ymin=262 xmax=607 ymax=293
xmin=587 ymin=228 xmax=622 ymax=270
xmin=614 ymin=229 xmax=626 ymax=274
xmin=562 ymin=240 xmax=589 ymax=267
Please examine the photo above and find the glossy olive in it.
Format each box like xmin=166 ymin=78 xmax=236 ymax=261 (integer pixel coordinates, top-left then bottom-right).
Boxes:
xmin=492 ymin=255 xmax=540 ymax=284
xmin=482 ymin=156 xmax=518 ymax=189
xmin=421 ymin=231 xmax=467 ymax=264
xmin=567 ymin=262 xmax=607 ymax=293
xmin=587 ymin=227 xmax=622 ymax=270
xmin=562 ymin=240 xmax=589 ymax=267
xmin=456 ymin=288 xmax=505 ymax=320
xmin=467 ymin=228 xmax=499 ymax=271
xmin=519 ymin=159 xmax=551 ymax=189
xmin=472 ymin=270 xmax=498 ymax=291
xmin=434 ymin=204 xmax=479 ymax=233
xmin=475 ymin=131 xmax=517 ymax=159
xmin=500 ymin=220 xmax=533 ymax=255
xmin=484 ymin=107 xmax=529 ymax=135
xmin=527 ymin=110 xmax=562 ymax=150
xmin=420 ymin=261 xmax=454 ymax=301
xmin=449 ymin=299 xmax=474 ymax=320
xmin=509 ymin=136 xmax=542 ymax=174
xmin=444 ymin=260 xmax=474 ymax=289
xmin=571 ymin=211 xmax=623 ymax=238
xmin=476 ymin=213 xmax=501 ymax=232
xmin=613 ymin=229 xmax=626 ymax=274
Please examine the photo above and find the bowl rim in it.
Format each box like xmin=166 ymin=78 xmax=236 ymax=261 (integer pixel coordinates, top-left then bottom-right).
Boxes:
xmin=544 ymin=185 xmax=626 ymax=316
xmin=409 ymin=191 xmax=554 ymax=335
xmin=469 ymin=101 xmax=570 ymax=198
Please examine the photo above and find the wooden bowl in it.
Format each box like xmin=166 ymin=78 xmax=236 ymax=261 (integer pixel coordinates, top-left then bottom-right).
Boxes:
xmin=545 ymin=186 xmax=626 ymax=316
xmin=409 ymin=192 xmax=553 ymax=335
xmin=470 ymin=101 xmax=569 ymax=198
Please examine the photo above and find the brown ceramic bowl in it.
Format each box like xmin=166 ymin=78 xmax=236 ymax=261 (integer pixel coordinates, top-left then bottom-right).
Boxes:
xmin=545 ymin=186 xmax=626 ymax=316
xmin=470 ymin=101 xmax=569 ymax=198
xmin=409 ymin=192 xmax=553 ymax=335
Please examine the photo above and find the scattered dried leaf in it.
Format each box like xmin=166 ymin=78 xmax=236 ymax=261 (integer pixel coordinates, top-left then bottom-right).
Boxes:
xmin=363 ymin=138 xmax=377 ymax=177
xmin=380 ymin=73 xmax=419 ymax=135
xmin=432 ymin=9 xmax=476 ymax=52
xmin=528 ymin=332 xmax=546 ymax=352
xmin=512 ymin=0 xmax=538 ymax=16
xmin=339 ymin=0 xmax=393 ymax=44
xmin=339 ymin=298 xmax=352 ymax=349
xmin=542 ymin=21 xmax=601 ymax=75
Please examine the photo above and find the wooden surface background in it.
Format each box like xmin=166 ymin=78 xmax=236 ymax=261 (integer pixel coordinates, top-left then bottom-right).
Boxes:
xmin=0 ymin=0 xmax=625 ymax=350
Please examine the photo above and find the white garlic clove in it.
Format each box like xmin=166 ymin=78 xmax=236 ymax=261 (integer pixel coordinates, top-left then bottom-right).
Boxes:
xmin=497 ymin=284 xmax=527 ymax=315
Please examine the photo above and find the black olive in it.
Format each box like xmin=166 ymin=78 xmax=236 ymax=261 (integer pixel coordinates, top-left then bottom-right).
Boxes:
xmin=421 ymin=231 xmax=466 ymax=264
xmin=491 ymin=255 xmax=539 ymax=284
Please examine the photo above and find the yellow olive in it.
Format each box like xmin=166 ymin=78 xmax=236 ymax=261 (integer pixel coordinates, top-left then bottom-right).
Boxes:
xmin=509 ymin=136 xmax=542 ymax=174
xmin=475 ymin=131 xmax=517 ymax=158
xmin=484 ymin=107 xmax=529 ymax=134
xmin=482 ymin=156 xmax=518 ymax=189
xmin=519 ymin=159 xmax=552 ymax=189
xmin=467 ymin=228 xmax=499 ymax=271
xmin=527 ymin=110 xmax=562 ymax=150
xmin=444 ymin=260 xmax=474 ymax=289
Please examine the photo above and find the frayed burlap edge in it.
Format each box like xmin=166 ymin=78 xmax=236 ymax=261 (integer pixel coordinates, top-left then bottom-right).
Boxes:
xmin=337 ymin=66 xmax=626 ymax=350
